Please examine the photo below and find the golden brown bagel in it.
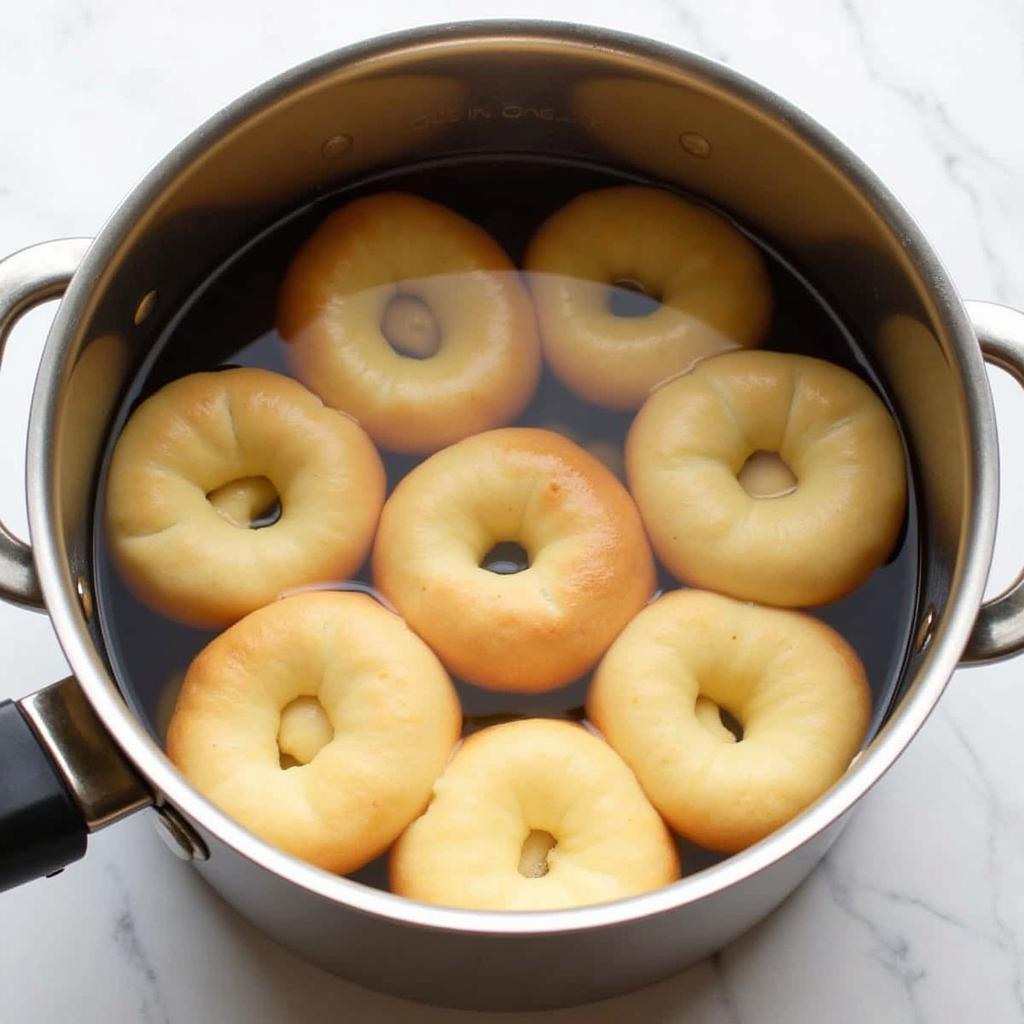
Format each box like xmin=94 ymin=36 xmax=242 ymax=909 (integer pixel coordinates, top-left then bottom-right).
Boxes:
xmin=525 ymin=186 xmax=772 ymax=410
xmin=372 ymin=428 xmax=656 ymax=692
xmin=106 ymin=367 xmax=385 ymax=626
xmin=167 ymin=591 xmax=462 ymax=874
xmin=278 ymin=192 xmax=541 ymax=453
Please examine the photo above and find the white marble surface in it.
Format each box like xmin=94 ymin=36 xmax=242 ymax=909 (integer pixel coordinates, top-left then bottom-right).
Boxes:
xmin=1 ymin=1 xmax=1023 ymax=1020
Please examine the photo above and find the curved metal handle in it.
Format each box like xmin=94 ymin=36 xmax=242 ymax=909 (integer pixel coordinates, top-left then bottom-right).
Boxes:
xmin=962 ymin=299 xmax=1024 ymax=664
xmin=0 ymin=238 xmax=92 ymax=609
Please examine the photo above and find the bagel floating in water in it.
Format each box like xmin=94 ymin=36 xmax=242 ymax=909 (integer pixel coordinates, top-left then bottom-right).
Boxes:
xmin=525 ymin=185 xmax=772 ymax=410
xmin=278 ymin=191 xmax=541 ymax=453
xmin=390 ymin=718 xmax=680 ymax=910
xmin=587 ymin=590 xmax=871 ymax=852
xmin=626 ymin=349 xmax=907 ymax=607
xmin=105 ymin=367 xmax=385 ymax=627
xmin=372 ymin=427 xmax=656 ymax=693
xmin=167 ymin=591 xmax=462 ymax=874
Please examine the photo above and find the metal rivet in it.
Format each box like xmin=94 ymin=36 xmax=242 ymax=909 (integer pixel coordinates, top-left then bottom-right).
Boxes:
xmin=914 ymin=604 xmax=936 ymax=653
xmin=152 ymin=805 xmax=209 ymax=862
xmin=133 ymin=290 xmax=157 ymax=326
xmin=321 ymin=134 xmax=353 ymax=159
xmin=75 ymin=575 xmax=93 ymax=620
xmin=679 ymin=131 xmax=712 ymax=158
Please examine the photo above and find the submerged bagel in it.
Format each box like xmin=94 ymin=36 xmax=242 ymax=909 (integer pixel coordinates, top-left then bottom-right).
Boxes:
xmin=525 ymin=186 xmax=772 ymax=410
xmin=167 ymin=591 xmax=462 ymax=874
xmin=372 ymin=428 xmax=656 ymax=692
xmin=105 ymin=367 xmax=385 ymax=626
xmin=390 ymin=719 xmax=681 ymax=910
xmin=626 ymin=350 xmax=907 ymax=607
xmin=587 ymin=590 xmax=871 ymax=852
xmin=278 ymin=192 xmax=541 ymax=453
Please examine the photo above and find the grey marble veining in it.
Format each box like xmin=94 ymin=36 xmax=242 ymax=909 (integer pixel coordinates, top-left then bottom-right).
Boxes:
xmin=107 ymin=864 xmax=170 ymax=1024
xmin=947 ymin=718 xmax=1024 ymax=1017
xmin=0 ymin=1 xmax=1022 ymax=1021
xmin=839 ymin=0 xmax=1020 ymax=305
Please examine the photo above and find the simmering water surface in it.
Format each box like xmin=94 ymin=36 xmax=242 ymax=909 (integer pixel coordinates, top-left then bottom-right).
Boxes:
xmin=92 ymin=155 xmax=919 ymax=883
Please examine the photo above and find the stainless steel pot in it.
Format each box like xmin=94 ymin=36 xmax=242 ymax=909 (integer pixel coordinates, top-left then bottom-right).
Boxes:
xmin=1 ymin=21 xmax=1023 ymax=1012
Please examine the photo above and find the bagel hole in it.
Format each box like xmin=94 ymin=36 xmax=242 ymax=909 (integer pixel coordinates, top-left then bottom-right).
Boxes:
xmin=480 ymin=541 xmax=529 ymax=575
xmin=208 ymin=475 xmax=281 ymax=529
xmin=738 ymin=450 xmax=797 ymax=498
xmin=695 ymin=696 xmax=744 ymax=743
xmin=608 ymin=278 xmax=661 ymax=319
xmin=277 ymin=696 xmax=334 ymax=768
xmin=381 ymin=293 xmax=441 ymax=359
xmin=518 ymin=830 xmax=557 ymax=878
xmin=718 ymin=707 xmax=744 ymax=742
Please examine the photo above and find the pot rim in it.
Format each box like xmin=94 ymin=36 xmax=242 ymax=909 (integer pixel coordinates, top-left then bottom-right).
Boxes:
xmin=26 ymin=20 xmax=997 ymax=936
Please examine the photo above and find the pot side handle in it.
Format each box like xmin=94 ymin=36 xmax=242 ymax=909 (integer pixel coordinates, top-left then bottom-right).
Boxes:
xmin=0 ymin=238 xmax=93 ymax=609
xmin=962 ymin=299 xmax=1024 ymax=664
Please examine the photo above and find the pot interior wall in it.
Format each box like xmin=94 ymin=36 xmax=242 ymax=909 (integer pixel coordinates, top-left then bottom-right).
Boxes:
xmin=56 ymin=31 xmax=960 ymax=743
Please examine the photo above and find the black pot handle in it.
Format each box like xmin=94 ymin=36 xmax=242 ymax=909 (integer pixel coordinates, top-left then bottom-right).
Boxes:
xmin=0 ymin=698 xmax=86 ymax=889
xmin=0 ymin=678 xmax=151 ymax=891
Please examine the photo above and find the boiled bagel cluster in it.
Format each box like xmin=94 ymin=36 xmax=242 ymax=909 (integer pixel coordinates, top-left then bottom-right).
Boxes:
xmin=106 ymin=187 xmax=906 ymax=911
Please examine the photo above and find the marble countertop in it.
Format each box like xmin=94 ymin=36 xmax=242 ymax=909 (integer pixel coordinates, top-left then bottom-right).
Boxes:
xmin=1 ymin=1 xmax=1023 ymax=1021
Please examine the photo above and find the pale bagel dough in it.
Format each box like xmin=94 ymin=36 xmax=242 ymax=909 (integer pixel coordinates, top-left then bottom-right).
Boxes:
xmin=277 ymin=191 xmax=541 ymax=453
xmin=626 ymin=350 xmax=907 ymax=607
xmin=524 ymin=186 xmax=772 ymax=410
xmin=372 ymin=428 xmax=656 ymax=693
xmin=106 ymin=367 xmax=385 ymax=627
xmin=167 ymin=591 xmax=462 ymax=874
xmin=587 ymin=590 xmax=871 ymax=853
xmin=390 ymin=719 xmax=680 ymax=910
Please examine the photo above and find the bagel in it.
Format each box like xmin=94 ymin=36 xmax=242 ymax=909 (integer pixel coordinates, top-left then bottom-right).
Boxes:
xmin=390 ymin=719 xmax=680 ymax=910
xmin=587 ymin=590 xmax=871 ymax=852
xmin=278 ymin=192 xmax=541 ymax=453
xmin=106 ymin=367 xmax=385 ymax=626
xmin=372 ymin=428 xmax=656 ymax=692
xmin=167 ymin=591 xmax=462 ymax=874
xmin=525 ymin=186 xmax=772 ymax=410
xmin=626 ymin=350 xmax=907 ymax=606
